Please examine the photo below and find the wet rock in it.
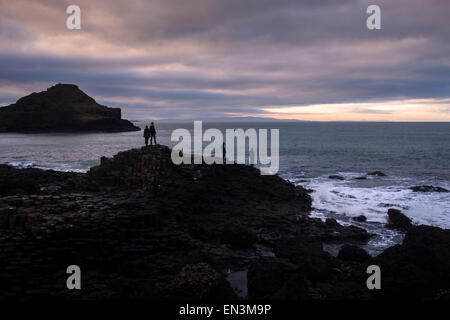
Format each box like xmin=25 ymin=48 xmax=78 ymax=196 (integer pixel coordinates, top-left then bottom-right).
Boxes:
xmin=221 ymin=226 xmax=257 ymax=249
xmin=353 ymin=215 xmax=367 ymax=222
xmin=169 ymin=263 xmax=236 ymax=300
xmin=271 ymin=273 xmax=309 ymax=299
xmin=367 ymin=171 xmax=387 ymax=177
xmin=337 ymin=245 xmax=371 ymax=262
xmin=323 ymin=218 xmax=371 ymax=241
xmin=0 ymin=164 xmax=78 ymax=196
xmin=318 ymin=281 xmax=371 ymax=300
xmin=272 ymin=236 xmax=337 ymax=282
xmin=409 ymin=185 xmax=448 ymax=193
xmin=387 ymin=209 xmax=412 ymax=231
xmin=325 ymin=218 xmax=340 ymax=227
xmin=247 ymin=257 xmax=297 ymax=299
xmin=272 ymin=235 xmax=323 ymax=260
xmin=329 ymin=175 xmax=345 ymax=180
xmin=293 ymin=216 xmax=371 ymax=242
xmin=374 ymin=225 xmax=450 ymax=299
xmin=354 ymin=176 xmax=367 ymax=180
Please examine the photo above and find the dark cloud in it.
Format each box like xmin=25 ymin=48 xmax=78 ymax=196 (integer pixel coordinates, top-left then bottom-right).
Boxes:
xmin=0 ymin=0 xmax=449 ymax=119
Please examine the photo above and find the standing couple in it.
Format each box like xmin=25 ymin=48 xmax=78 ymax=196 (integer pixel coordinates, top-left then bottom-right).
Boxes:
xmin=144 ymin=122 xmax=157 ymax=146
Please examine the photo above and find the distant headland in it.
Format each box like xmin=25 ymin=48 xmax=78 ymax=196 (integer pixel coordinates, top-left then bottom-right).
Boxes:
xmin=0 ymin=83 xmax=140 ymax=133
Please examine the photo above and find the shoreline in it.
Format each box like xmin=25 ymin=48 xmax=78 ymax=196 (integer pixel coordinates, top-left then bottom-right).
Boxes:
xmin=0 ymin=145 xmax=449 ymax=300
xmin=3 ymin=159 xmax=443 ymax=256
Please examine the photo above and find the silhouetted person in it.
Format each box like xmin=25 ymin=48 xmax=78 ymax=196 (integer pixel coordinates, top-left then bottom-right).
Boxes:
xmin=150 ymin=122 xmax=157 ymax=145
xmin=222 ymin=142 xmax=226 ymax=163
xmin=143 ymin=125 xmax=150 ymax=146
xmin=249 ymin=148 xmax=255 ymax=166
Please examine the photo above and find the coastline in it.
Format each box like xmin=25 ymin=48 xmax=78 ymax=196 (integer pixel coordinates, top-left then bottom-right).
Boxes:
xmin=0 ymin=145 xmax=449 ymax=300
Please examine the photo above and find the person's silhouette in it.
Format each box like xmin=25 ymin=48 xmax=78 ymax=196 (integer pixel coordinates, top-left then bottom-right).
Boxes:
xmin=143 ymin=125 xmax=150 ymax=146
xmin=149 ymin=122 xmax=157 ymax=145
xmin=222 ymin=142 xmax=226 ymax=164
xmin=249 ymin=148 xmax=255 ymax=166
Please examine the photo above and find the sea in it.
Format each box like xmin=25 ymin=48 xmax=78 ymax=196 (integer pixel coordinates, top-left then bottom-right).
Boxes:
xmin=1 ymin=121 xmax=449 ymax=255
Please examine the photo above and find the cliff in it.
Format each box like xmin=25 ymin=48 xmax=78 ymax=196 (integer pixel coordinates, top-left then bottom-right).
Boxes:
xmin=0 ymin=84 xmax=140 ymax=133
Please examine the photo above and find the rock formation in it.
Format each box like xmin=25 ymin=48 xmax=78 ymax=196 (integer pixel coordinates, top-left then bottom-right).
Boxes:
xmin=0 ymin=84 xmax=140 ymax=133
xmin=387 ymin=208 xmax=413 ymax=231
xmin=410 ymin=185 xmax=448 ymax=193
xmin=0 ymin=145 xmax=448 ymax=300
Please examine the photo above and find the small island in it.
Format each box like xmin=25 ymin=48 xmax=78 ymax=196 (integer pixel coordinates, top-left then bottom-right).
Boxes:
xmin=0 ymin=84 xmax=140 ymax=133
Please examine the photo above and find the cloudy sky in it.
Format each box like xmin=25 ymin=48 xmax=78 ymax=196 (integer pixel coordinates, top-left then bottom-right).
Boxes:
xmin=1 ymin=0 xmax=450 ymax=121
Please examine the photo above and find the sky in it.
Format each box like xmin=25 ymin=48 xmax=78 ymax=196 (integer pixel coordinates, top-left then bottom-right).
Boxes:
xmin=0 ymin=0 xmax=450 ymax=121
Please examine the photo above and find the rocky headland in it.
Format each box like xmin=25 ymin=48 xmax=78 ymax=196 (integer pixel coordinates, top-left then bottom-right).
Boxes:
xmin=0 ymin=145 xmax=449 ymax=300
xmin=0 ymin=84 xmax=140 ymax=133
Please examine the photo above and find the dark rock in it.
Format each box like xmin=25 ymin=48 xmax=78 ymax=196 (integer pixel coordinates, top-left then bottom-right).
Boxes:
xmin=0 ymin=209 xmax=9 ymax=229
xmin=247 ymin=257 xmax=297 ymax=299
xmin=272 ymin=235 xmax=323 ymax=261
xmin=221 ymin=226 xmax=257 ymax=249
xmin=337 ymin=245 xmax=371 ymax=262
xmin=0 ymin=145 xmax=318 ymax=300
xmin=318 ymin=281 xmax=371 ymax=300
xmin=271 ymin=273 xmax=309 ymax=299
xmin=373 ymin=225 xmax=450 ymax=299
xmin=325 ymin=218 xmax=340 ymax=227
xmin=329 ymin=175 xmax=345 ymax=180
xmin=272 ymin=236 xmax=338 ymax=282
xmin=293 ymin=216 xmax=371 ymax=242
xmin=367 ymin=171 xmax=387 ymax=177
xmin=409 ymin=185 xmax=448 ymax=193
xmin=0 ymin=164 xmax=78 ymax=196
xmin=387 ymin=209 xmax=412 ymax=231
xmin=5 ymin=145 xmax=428 ymax=300
xmin=0 ymin=83 xmax=140 ymax=133
xmin=353 ymin=215 xmax=367 ymax=222
xmin=354 ymin=176 xmax=367 ymax=180
xmin=169 ymin=263 xmax=237 ymax=299
xmin=323 ymin=218 xmax=370 ymax=241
